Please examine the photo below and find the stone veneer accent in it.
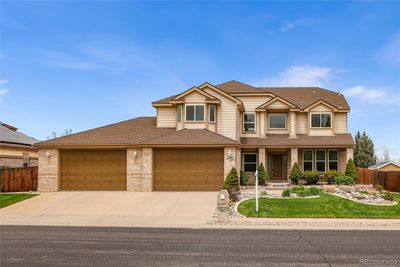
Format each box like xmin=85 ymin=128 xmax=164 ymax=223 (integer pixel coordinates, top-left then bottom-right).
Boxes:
xmin=224 ymin=146 xmax=239 ymax=179
xmin=258 ymin=148 xmax=266 ymax=168
xmin=127 ymin=147 xmax=153 ymax=192
xmin=38 ymin=149 xmax=59 ymax=192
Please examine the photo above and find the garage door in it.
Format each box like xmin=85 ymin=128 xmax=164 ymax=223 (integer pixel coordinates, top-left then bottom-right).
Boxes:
xmin=154 ymin=148 xmax=224 ymax=191
xmin=60 ymin=150 xmax=126 ymax=190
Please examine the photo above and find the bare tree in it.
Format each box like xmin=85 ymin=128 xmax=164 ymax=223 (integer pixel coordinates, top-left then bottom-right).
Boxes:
xmin=47 ymin=129 xmax=73 ymax=140
xmin=379 ymin=145 xmax=392 ymax=162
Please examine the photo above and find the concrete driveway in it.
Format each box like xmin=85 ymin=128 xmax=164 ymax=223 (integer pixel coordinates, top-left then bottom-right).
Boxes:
xmin=0 ymin=192 xmax=217 ymax=228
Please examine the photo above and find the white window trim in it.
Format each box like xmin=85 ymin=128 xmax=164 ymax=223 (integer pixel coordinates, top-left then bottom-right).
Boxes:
xmin=328 ymin=149 xmax=339 ymax=171
xmin=268 ymin=113 xmax=287 ymax=129
xmin=185 ymin=104 xmax=205 ymax=122
xmin=310 ymin=112 xmax=332 ymax=128
xmin=243 ymin=112 xmax=256 ymax=133
xmin=177 ymin=105 xmax=182 ymax=122
xmin=315 ymin=149 xmax=326 ymax=173
xmin=209 ymin=104 xmax=216 ymax=123
xmin=242 ymin=152 xmax=258 ymax=172
xmin=303 ymin=149 xmax=313 ymax=171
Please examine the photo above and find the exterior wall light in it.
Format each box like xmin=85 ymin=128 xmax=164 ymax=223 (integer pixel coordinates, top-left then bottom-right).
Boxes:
xmin=133 ymin=150 xmax=138 ymax=158
xmin=45 ymin=151 xmax=51 ymax=158
xmin=226 ymin=149 xmax=234 ymax=161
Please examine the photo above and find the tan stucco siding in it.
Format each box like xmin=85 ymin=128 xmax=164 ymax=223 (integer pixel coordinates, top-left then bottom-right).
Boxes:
xmin=204 ymin=88 xmax=238 ymax=140
xmin=266 ymin=100 xmax=291 ymax=109
xmin=183 ymin=91 xmax=207 ymax=103
xmin=157 ymin=107 xmax=176 ymax=128
xmin=236 ymin=96 xmax=272 ymax=111
xmin=334 ymin=113 xmax=347 ymax=134
xmin=296 ymin=113 xmax=307 ymax=134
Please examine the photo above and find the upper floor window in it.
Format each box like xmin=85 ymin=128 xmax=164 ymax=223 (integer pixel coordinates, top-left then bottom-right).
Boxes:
xmin=177 ymin=105 xmax=182 ymax=122
xmin=311 ymin=113 xmax=331 ymax=128
xmin=243 ymin=112 xmax=256 ymax=132
xmin=209 ymin=105 xmax=216 ymax=123
xmin=186 ymin=104 xmax=204 ymax=122
xmin=268 ymin=113 xmax=286 ymax=129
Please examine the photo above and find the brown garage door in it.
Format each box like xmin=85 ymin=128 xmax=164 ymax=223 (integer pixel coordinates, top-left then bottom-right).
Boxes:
xmin=154 ymin=148 xmax=224 ymax=191
xmin=60 ymin=150 xmax=126 ymax=190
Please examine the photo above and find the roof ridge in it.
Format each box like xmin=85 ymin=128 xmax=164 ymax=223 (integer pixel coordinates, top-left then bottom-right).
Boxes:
xmin=35 ymin=116 xmax=156 ymax=146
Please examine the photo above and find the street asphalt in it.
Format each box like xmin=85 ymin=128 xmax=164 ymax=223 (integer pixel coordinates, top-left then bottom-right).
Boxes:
xmin=1 ymin=225 xmax=399 ymax=267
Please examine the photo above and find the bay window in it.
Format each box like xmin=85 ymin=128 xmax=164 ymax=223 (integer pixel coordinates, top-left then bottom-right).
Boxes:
xmin=328 ymin=150 xmax=338 ymax=170
xmin=209 ymin=105 xmax=216 ymax=123
xmin=311 ymin=113 xmax=331 ymax=128
xmin=268 ymin=113 xmax=286 ymax=129
xmin=243 ymin=112 xmax=256 ymax=132
xmin=316 ymin=150 xmax=326 ymax=172
xmin=303 ymin=150 xmax=313 ymax=171
xmin=185 ymin=105 xmax=204 ymax=122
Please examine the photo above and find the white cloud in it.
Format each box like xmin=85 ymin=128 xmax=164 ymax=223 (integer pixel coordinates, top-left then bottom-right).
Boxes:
xmin=280 ymin=18 xmax=320 ymax=32
xmin=0 ymin=80 xmax=9 ymax=84
xmin=376 ymin=33 xmax=400 ymax=65
xmin=0 ymin=88 xmax=8 ymax=101
xmin=343 ymin=85 xmax=400 ymax=104
xmin=255 ymin=65 xmax=337 ymax=87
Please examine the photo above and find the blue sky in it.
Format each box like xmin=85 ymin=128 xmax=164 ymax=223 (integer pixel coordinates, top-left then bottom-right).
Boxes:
xmin=1 ymin=1 xmax=399 ymax=160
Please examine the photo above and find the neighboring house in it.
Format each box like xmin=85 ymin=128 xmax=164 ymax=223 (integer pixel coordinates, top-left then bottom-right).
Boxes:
xmin=0 ymin=121 xmax=39 ymax=168
xmin=35 ymin=80 xmax=355 ymax=192
xmin=369 ymin=161 xmax=400 ymax=171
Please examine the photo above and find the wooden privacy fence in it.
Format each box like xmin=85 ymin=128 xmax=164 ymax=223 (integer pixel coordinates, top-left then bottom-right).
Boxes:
xmin=0 ymin=167 xmax=38 ymax=192
xmin=357 ymin=168 xmax=400 ymax=192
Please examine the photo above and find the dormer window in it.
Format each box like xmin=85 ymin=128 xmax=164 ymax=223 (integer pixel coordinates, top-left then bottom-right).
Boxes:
xmin=311 ymin=113 xmax=331 ymax=128
xmin=185 ymin=104 xmax=204 ymax=122
xmin=177 ymin=105 xmax=182 ymax=122
xmin=243 ymin=112 xmax=256 ymax=132
xmin=268 ymin=113 xmax=286 ymax=129
xmin=209 ymin=105 xmax=216 ymax=123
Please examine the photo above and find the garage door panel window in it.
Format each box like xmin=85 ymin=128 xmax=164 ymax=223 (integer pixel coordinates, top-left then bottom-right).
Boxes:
xmin=186 ymin=105 xmax=204 ymax=122
xmin=243 ymin=153 xmax=257 ymax=172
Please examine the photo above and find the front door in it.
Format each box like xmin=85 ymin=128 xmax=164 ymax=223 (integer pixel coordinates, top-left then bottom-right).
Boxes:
xmin=271 ymin=155 xmax=283 ymax=180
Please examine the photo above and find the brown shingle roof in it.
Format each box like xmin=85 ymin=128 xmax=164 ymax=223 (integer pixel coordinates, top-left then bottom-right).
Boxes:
xmin=240 ymin=134 xmax=355 ymax=147
xmin=216 ymin=80 xmax=350 ymax=110
xmin=141 ymin=128 xmax=239 ymax=146
xmin=35 ymin=117 xmax=175 ymax=147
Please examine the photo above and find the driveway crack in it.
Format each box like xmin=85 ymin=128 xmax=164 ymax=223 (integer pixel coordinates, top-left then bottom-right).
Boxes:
xmin=299 ymin=231 xmax=332 ymax=267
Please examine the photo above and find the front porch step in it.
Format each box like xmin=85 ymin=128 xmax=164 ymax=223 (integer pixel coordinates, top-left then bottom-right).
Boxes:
xmin=266 ymin=182 xmax=290 ymax=190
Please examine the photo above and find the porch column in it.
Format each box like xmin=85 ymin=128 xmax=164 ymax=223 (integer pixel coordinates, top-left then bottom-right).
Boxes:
xmin=290 ymin=147 xmax=298 ymax=170
xmin=224 ymin=147 xmax=238 ymax=179
xmin=346 ymin=147 xmax=354 ymax=161
xmin=289 ymin=111 xmax=296 ymax=138
xmin=258 ymin=148 xmax=266 ymax=167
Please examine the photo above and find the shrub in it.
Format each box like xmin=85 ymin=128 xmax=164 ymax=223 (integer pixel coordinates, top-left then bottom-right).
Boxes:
xmin=223 ymin=167 xmax=240 ymax=201
xmin=345 ymin=159 xmax=357 ymax=179
xmin=260 ymin=190 xmax=268 ymax=196
xmin=258 ymin=163 xmax=269 ymax=185
xmin=240 ymin=171 xmax=249 ymax=186
xmin=289 ymin=162 xmax=303 ymax=185
xmin=303 ymin=171 xmax=320 ymax=185
xmin=307 ymin=187 xmax=320 ymax=196
xmin=291 ymin=185 xmax=305 ymax=194
xmin=335 ymin=175 xmax=355 ymax=185
xmin=297 ymin=190 xmax=307 ymax=197
xmin=383 ymin=192 xmax=394 ymax=201
xmin=375 ymin=184 xmax=383 ymax=192
xmin=282 ymin=189 xmax=291 ymax=197
xmin=324 ymin=170 xmax=341 ymax=184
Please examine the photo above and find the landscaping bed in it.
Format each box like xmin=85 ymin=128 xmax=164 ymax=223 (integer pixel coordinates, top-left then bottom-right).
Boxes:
xmin=236 ymin=192 xmax=400 ymax=218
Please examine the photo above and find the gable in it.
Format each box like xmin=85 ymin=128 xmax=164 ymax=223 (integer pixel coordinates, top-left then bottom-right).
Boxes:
xmin=305 ymin=100 xmax=338 ymax=112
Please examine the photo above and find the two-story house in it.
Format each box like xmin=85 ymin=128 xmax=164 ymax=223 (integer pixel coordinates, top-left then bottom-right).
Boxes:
xmin=36 ymin=81 xmax=355 ymax=192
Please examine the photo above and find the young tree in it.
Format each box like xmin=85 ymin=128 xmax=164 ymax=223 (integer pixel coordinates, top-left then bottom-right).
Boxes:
xmin=354 ymin=131 xmax=377 ymax=168
xmin=289 ymin=162 xmax=303 ymax=185
xmin=345 ymin=159 xmax=357 ymax=179
xmin=223 ymin=167 xmax=240 ymax=201
xmin=47 ymin=129 xmax=73 ymax=140
xmin=257 ymin=163 xmax=269 ymax=185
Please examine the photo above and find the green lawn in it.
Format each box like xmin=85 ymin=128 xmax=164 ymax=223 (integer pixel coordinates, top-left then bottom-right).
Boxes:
xmin=0 ymin=193 xmax=38 ymax=209
xmin=237 ymin=192 xmax=400 ymax=219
